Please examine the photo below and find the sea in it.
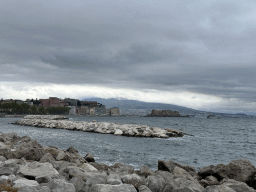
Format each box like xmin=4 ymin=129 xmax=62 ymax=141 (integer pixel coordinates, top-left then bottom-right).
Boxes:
xmin=0 ymin=116 xmax=256 ymax=171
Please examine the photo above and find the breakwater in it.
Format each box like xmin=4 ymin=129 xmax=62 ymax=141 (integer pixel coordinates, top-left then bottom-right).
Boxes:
xmin=14 ymin=115 xmax=189 ymax=138
xmin=0 ymin=131 xmax=256 ymax=192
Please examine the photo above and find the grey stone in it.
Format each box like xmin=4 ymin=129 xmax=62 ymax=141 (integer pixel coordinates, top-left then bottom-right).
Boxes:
xmin=39 ymin=153 xmax=55 ymax=163
xmin=198 ymin=159 xmax=256 ymax=186
xmin=66 ymin=146 xmax=79 ymax=154
xmin=56 ymin=151 xmax=73 ymax=162
xmin=158 ymin=160 xmax=197 ymax=177
xmin=69 ymin=176 xmax=86 ymax=191
xmin=0 ymin=156 xmax=7 ymax=161
xmin=18 ymin=162 xmax=59 ymax=178
xmin=220 ymin=179 xmax=256 ymax=192
xmin=203 ymin=185 xmax=236 ymax=192
xmin=155 ymin=170 xmax=179 ymax=188
xmin=0 ymin=167 xmax=14 ymax=175
xmin=139 ymin=166 xmax=154 ymax=178
xmin=84 ymin=153 xmax=95 ymax=162
xmin=172 ymin=187 xmax=196 ymax=192
xmin=108 ymin=163 xmax=134 ymax=176
xmin=89 ymin=162 xmax=109 ymax=173
xmin=17 ymin=186 xmax=39 ymax=192
xmin=0 ymin=161 xmax=19 ymax=175
xmin=38 ymin=186 xmax=51 ymax=192
xmin=85 ymin=172 xmax=107 ymax=187
xmin=145 ymin=175 xmax=166 ymax=192
xmin=35 ymin=175 xmax=52 ymax=184
xmin=48 ymin=179 xmax=75 ymax=192
xmin=106 ymin=173 xmax=122 ymax=185
xmin=13 ymin=178 xmax=39 ymax=188
xmin=138 ymin=185 xmax=152 ymax=192
xmin=90 ymin=184 xmax=137 ymax=192
xmin=121 ymin=173 xmax=144 ymax=188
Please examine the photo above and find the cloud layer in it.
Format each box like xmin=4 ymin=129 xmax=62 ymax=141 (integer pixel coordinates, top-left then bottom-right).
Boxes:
xmin=1 ymin=0 xmax=256 ymax=114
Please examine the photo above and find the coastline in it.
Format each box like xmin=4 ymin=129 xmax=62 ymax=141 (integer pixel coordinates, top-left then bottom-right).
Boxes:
xmin=1 ymin=115 xmax=26 ymax=118
xmin=0 ymin=131 xmax=255 ymax=191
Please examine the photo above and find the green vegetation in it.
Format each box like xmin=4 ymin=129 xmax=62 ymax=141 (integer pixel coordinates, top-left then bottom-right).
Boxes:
xmin=45 ymin=107 xmax=70 ymax=114
xmin=0 ymin=102 xmax=70 ymax=115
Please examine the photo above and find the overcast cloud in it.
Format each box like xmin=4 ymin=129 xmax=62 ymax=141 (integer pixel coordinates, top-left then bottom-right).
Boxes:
xmin=1 ymin=0 xmax=256 ymax=114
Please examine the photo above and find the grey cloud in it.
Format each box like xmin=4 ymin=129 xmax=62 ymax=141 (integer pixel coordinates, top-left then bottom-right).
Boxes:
xmin=1 ymin=0 xmax=256 ymax=113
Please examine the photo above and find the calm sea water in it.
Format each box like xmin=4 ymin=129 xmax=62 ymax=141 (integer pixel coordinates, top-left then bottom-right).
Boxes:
xmin=0 ymin=116 xmax=256 ymax=170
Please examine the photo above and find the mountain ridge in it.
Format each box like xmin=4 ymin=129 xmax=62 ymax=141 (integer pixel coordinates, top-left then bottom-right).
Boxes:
xmin=83 ymin=98 xmax=204 ymax=116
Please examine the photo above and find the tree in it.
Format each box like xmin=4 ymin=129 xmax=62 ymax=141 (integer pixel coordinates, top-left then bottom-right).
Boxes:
xmin=38 ymin=106 xmax=45 ymax=114
xmin=31 ymin=106 xmax=37 ymax=114
xmin=46 ymin=107 xmax=70 ymax=115
xmin=20 ymin=103 xmax=30 ymax=114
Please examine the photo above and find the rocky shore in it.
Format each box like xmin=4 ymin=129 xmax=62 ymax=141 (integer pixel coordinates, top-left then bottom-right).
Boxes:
xmin=14 ymin=115 xmax=189 ymax=138
xmin=0 ymin=131 xmax=256 ymax=192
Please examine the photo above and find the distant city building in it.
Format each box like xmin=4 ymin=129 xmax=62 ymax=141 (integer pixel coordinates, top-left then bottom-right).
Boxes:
xmin=109 ymin=107 xmax=120 ymax=116
xmin=39 ymin=97 xmax=69 ymax=107
xmin=67 ymin=106 xmax=76 ymax=115
xmin=95 ymin=105 xmax=106 ymax=115
xmin=64 ymin=98 xmax=78 ymax=106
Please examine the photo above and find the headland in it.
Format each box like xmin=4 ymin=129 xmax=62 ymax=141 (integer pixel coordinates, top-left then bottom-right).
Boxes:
xmin=14 ymin=115 xmax=189 ymax=138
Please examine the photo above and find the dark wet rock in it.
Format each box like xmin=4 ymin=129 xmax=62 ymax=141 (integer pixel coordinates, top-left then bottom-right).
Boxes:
xmin=39 ymin=153 xmax=55 ymax=163
xmin=66 ymin=146 xmax=79 ymax=154
xmin=56 ymin=151 xmax=73 ymax=162
xmin=43 ymin=146 xmax=61 ymax=159
xmin=89 ymin=162 xmax=109 ymax=173
xmin=198 ymin=159 xmax=256 ymax=187
xmin=108 ymin=163 xmax=134 ymax=176
xmin=64 ymin=165 xmax=107 ymax=184
xmin=35 ymin=175 xmax=52 ymax=184
xmin=23 ymin=148 xmax=46 ymax=161
xmin=158 ymin=160 xmax=197 ymax=177
xmin=138 ymin=165 xmax=154 ymax=178
xmin=84 ymin=152 xmax=95 ymax=162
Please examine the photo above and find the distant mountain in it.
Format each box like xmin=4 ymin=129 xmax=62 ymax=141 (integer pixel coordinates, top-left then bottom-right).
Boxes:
xmin=83 ymin=98 xmax=203 ymax=116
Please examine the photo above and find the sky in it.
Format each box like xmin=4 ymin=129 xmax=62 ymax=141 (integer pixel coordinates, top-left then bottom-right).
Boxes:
xmin=1 ymin=0 xmax=256 ymax=115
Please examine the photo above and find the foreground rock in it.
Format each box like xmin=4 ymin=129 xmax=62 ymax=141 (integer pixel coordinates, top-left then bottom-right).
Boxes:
xmin=0 ymin=130 xmax=256 ymax=192
xmin=14 ymin=115 xmax=189 ymax=138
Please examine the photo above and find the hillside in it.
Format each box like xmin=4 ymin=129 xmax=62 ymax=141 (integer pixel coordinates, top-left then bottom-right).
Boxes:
xmin=84 ymin=98 xmax=203 ymax=116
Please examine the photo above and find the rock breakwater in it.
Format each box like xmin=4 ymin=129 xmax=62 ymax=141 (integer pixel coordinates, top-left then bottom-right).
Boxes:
xmin=0 ymin=131 xmax=256 ymax=192
xmin=14 ymin=115 xmax=189 ymax=138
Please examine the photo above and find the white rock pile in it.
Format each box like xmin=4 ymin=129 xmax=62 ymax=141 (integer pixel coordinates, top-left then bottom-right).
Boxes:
xmin=0 ymin=131 xmax=256 ymax=192
xmin=14 ymin=115 xmax=189 ymax=138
